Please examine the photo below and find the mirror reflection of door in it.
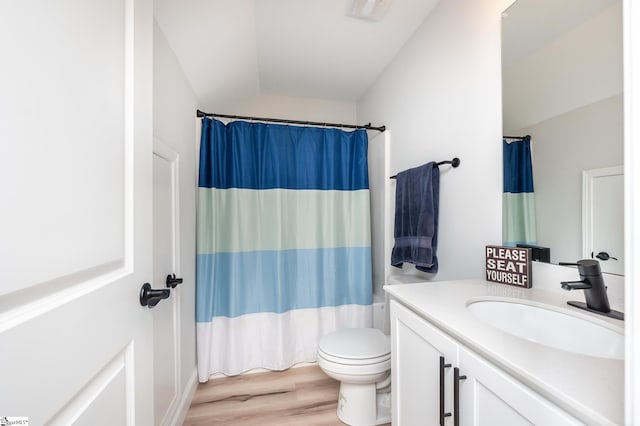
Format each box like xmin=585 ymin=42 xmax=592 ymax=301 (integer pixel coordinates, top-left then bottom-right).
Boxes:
xmin=583 ymin=166 xmax=624 ymax=275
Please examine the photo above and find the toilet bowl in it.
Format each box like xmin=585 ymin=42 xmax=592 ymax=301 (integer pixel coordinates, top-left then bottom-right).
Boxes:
xmin=317 ymin=328 xmax=392 ymax=426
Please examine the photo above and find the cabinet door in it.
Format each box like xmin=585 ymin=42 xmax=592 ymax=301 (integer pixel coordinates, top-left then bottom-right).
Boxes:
xmin=390 ymin=300 xmax=459 ymax=426
xmin=458 ymin=347 xmax=582 ymax=426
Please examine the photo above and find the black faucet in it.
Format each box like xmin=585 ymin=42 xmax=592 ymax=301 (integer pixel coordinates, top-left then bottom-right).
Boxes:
xmin=559 ymin=260 xmax=624 ymax=320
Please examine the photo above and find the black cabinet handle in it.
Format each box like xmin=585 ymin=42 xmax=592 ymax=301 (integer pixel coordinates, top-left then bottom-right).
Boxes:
xmin=140 ymin=283 xmax=170 ymax=308
xmin=453 ymin=367 xmax=467 ymax=426
xmin=440 ymin=356 xmax=452 ymax=425
xmin=166 ymin=274 xmax=183 ymax=288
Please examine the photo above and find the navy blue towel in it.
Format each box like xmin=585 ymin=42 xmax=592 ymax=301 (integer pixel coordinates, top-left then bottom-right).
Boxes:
xmin=391 ymin=162 xmax=440 ymax=273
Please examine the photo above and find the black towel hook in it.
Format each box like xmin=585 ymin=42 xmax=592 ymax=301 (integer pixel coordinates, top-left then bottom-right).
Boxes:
xmin=390 ymin=157 xmax=460 ymax=179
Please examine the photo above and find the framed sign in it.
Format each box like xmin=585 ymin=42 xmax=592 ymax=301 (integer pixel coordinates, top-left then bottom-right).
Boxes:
xmin=485 ymin=245 xmax=532 ymax=288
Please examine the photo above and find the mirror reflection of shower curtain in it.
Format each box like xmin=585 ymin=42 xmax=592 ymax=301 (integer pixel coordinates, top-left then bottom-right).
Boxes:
xmin=196 ymin=118 xmax=373 ymax=380
xmin=503 ymin=138 xmax=537 ymax=246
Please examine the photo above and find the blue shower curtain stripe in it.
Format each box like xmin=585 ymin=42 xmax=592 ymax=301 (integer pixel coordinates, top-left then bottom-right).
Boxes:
xmin=196 ymin=117 xmax=372 ymax=378
xmin=503 ymin=139 xmax=534 ymax=193
xmin=199 ymin=118 xmax=369 ymax=190
xmin=196 ymin=247 xmax=372 ymax=321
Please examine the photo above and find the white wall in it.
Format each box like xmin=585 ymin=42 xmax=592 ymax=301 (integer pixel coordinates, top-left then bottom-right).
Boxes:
xmin=518 ymin=94 xmax=623 ymax=264
xmin=358 ymin=0 xmax=511 ymax=282
xmin=503 ymin=2 xmax=623 ymax=132
xmin=220 ymin=93 xmax=357 ymax=123
xmin=153 ymin=21 xmax=199 ymax=414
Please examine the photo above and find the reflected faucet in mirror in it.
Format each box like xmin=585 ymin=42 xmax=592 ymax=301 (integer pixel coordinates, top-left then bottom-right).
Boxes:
xmin=559 ymin=259 xmax=624 ymax=320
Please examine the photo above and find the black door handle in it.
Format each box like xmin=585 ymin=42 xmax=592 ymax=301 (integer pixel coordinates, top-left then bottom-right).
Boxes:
xmin=453 ymin=367 xmax=467 ymax=426
xmin=140 ymin=283 xmax=170 ymax=308
xmin=593 ymin=251 xmax=618 ymax=261
xmin=166 ymin=274 xmax=184 ymax=288
xmin=440 ymin=356 xmax=452 ymax=425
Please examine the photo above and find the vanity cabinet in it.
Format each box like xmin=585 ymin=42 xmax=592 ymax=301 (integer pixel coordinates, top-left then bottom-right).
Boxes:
xmin=390 ymin=300 xmax=582 ymax=426
xmin=390 ymin=299 xmax=458 ymax=425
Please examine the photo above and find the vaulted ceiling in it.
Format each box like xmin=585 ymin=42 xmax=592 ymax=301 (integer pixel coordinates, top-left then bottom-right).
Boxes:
xmin=501 ymin=0 xmax=618 ymax=66
xmin=154 ymin=0 xmax=441 ymax=110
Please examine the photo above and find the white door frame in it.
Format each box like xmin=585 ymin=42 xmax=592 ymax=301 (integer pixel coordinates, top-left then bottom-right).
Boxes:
xmin=152 ymin=138 xmax=183 ymax=426
xmin=624 ymin=0 xmax=640 ymax=423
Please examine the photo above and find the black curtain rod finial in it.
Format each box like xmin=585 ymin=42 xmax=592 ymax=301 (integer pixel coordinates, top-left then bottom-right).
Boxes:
xmin=390 ymin=157 xmax=460 ymax=179
xmin=450 ymin=157 xmax=461 ymax=168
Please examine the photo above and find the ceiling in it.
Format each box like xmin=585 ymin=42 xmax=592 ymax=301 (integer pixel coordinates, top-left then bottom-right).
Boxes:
xmin=501 ymin=0 xmax=618 ymax=66
xmin=154 ymin=0 xmax=441 ymax=110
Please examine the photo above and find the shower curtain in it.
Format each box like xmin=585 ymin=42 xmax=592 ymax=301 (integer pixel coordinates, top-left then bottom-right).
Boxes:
xmin=503 ymin=138 xmax=537 ymax=246
xmin=196 ymin=118 xmax=372 ymax=380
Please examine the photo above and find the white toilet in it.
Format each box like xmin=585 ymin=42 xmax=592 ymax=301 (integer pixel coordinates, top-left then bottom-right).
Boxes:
xmin=317 ymin=328 xmax=392 ymax=425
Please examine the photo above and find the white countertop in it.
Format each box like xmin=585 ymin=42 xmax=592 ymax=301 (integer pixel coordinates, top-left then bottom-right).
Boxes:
xmin=384 ymin=280 xmax=624 ymax=426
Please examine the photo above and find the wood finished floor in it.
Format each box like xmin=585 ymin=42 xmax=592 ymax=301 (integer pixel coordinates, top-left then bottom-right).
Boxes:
xmin=184 ymin=365 xmax=356 ymax=425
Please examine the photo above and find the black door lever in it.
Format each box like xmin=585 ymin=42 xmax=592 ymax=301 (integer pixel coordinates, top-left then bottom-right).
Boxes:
xmin=166 ymin=274 xmax=184 ymax=288
xmin=593 ymin=251 xmax=618 ymax=261
xmin=140 ymin=283 xmax=170 ymax=308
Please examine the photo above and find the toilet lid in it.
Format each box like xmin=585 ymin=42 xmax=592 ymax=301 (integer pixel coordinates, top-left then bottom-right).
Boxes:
xmin=318 ymin=328 xmax=390 ymax=360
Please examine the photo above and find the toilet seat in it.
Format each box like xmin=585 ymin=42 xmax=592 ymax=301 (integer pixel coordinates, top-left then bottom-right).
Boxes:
xmin=318 ymin=328 xmax=390 ymax=359
xmin=317 ymin=350 xmax=390 ymax=366
xmin=318 ymin=328 xmax=390 ymax=371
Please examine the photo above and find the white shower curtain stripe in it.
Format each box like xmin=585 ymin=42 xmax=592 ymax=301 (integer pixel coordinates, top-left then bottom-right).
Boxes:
xmin=196 ymin=118 xmax=372 ymax=379
xmin=196 ymin=304 xmax=372 ymax=378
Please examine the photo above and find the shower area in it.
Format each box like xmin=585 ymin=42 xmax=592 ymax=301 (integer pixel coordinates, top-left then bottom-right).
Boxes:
xmin=195 ymin=112 xmax=390 ymax=380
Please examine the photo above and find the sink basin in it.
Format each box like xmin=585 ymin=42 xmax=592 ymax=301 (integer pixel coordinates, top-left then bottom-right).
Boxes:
xmin=466 ymin=299 xmax=624 ymax=359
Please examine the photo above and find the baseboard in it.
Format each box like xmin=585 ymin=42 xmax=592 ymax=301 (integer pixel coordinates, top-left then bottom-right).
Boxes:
xmin=168 ymin=367 xmax=199 ymax=426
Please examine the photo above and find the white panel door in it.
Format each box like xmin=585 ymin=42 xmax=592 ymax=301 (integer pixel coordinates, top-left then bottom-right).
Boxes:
xmin=0 ymin=0 xmax=154 ymax=424
xmin=582 ymin=166 xmax=624 ymax=275
xmin=152 ymin=142 xmax=182 ymax=425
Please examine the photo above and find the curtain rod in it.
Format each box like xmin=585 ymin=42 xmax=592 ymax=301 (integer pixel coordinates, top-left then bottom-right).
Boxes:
xmin=503 ymin=135 xmax=531 ymax=141
xmin=196 ymin=109 xmax=386 ymax=132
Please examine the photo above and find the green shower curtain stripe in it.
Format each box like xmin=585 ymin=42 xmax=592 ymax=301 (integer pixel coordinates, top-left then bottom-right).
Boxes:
xmin=197 ymin=187 xmax=371 ymax=254
xmin=502 ymin=192 xmax=538 ymax=245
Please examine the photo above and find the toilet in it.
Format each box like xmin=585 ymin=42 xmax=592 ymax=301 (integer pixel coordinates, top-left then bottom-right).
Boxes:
xmin=317 ymin=328 xmax=392 ymax=425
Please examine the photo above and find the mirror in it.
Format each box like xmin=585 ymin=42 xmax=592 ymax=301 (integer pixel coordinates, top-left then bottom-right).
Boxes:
xmin=501 ymin=0 xmax=624 ymax=274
